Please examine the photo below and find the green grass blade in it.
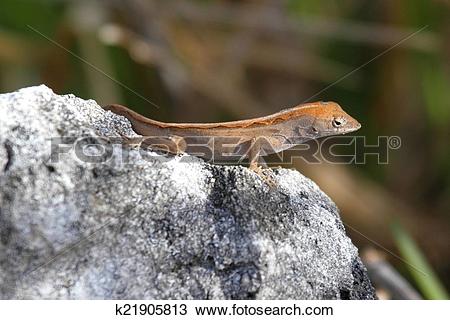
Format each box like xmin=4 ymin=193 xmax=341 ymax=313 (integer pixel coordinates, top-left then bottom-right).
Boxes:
xmin=391 ymin=222 xmax=448 ymax=299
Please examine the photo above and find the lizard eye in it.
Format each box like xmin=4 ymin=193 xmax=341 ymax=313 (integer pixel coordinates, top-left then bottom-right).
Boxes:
xmin=332 ymin=117 xmax=346 ymax=128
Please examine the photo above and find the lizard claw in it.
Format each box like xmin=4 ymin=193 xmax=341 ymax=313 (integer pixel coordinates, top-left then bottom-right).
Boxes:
xmin=249 ymin=165 xmax=277 ymax=188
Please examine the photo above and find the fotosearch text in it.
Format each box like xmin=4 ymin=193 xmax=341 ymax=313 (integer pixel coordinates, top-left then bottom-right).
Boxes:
xmin=49 ymin=135 xmax=401 ymax=165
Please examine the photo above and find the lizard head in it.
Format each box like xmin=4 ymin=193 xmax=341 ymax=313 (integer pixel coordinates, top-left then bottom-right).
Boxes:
xmin=316 ymin=101 xmax=361 ymax=135
xmin=294 ymin=101 xmax=361 ymax=138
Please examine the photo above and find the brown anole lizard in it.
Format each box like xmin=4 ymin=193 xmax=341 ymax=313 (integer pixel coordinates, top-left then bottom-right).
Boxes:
xmin=104 ymin=102 xmax=361 ymax=182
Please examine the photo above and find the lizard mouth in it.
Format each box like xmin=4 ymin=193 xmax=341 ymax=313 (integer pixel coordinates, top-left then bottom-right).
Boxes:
xmin=343 ymin=122 xmax=361 ymax=134
xmin=353 ymin=122 xmax=362 ymax=131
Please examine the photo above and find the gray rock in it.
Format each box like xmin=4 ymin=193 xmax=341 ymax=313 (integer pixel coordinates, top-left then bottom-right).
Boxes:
xmin=0 ymin=85 xmax=375 ymax=299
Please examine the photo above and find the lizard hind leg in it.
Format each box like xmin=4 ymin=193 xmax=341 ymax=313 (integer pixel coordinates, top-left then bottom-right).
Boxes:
xmin=169 ymin=135 xmax=187 ymax=155
xmin=142 ymin=135 xmax=187 ymax=156
xmin=117 ymin=133 xmax=145 ymax=149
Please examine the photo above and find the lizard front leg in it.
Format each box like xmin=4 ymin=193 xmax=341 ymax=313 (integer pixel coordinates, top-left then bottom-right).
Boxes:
xmin=248 ymin=137 xmax=277 ymax=187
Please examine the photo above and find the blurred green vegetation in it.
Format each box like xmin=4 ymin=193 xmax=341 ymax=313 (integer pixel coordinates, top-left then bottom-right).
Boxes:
xmin=0 ymin=0 xmax=448 ymax=299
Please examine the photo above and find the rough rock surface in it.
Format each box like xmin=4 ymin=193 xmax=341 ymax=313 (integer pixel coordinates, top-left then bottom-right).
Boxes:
xmin=0 ymin=85 xmax=375 ymax=299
